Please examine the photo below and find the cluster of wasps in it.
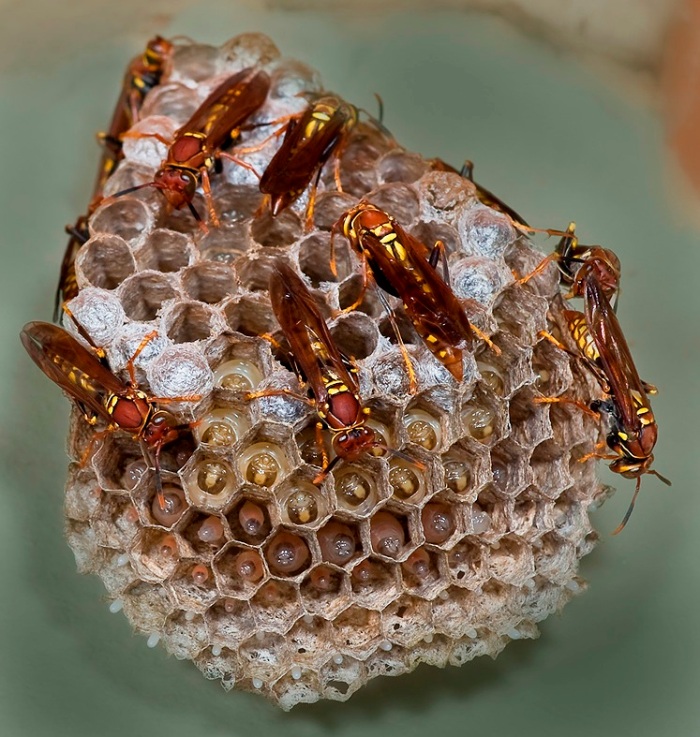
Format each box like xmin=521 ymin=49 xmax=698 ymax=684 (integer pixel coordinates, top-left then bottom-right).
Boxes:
xmin=21 ymin=36 xmax=668 ymax=533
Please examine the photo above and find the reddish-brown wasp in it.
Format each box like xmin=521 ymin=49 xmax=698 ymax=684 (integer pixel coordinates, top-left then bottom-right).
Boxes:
xmin=55 ymin=36 xmax=175 ymax=320
xmin=112 ymin=67 xmax=271 ymax=226
xmin=537 ymin=272 xmax=669 ymax=533
xmin=258 ymin=96 xmax=359 ymax=225
xmin=338 ymin=203 xmax=500 ymax=386
xmin=248 ymin=263 xmax=377 ymax=480
xmin=518 ymin=222 xmax=622 ymax=307
xmin=20 ymin=322 xmax=198 ymax=508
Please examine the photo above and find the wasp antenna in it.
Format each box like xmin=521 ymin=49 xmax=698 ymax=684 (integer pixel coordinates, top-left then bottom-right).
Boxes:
xmin=652 ymin=469 xmax=672 ymax=487
xmin=385 ymin=446 xmax=426 ymax=472
xmin=611 ymin=477 xmax=642 ymax=536
xmin=109 ymin=181 xmax=156 ymax=200
xmin=313 ymin=455 xmax=341 ymax=485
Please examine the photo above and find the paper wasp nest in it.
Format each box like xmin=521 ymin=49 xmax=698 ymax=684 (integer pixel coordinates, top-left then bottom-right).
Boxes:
xmin=62 ymin=33 xmax=606 ymax=709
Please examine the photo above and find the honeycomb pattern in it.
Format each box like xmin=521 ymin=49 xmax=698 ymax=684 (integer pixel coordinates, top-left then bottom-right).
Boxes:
xmin=59 ymin=33 xmax=606 ymax=709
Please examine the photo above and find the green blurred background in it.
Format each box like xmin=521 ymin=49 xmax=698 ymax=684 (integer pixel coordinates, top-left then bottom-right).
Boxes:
xmin=0 ymin=2 xmax=698 ymax=736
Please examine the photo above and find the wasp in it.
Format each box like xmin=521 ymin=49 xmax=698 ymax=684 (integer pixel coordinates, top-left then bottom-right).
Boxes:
xmin=258 ymin=96 xmax=359 ymax=225
xmin=55 ymin=36 xmax=175 ymax=320
xmin=247 ymin=263 xmax=379 ymax=481
xmin=537 ymin=272 xmax=669 ymax=533
xmin=111 ymin=67 xmax=270 ymax=226
xmin=20 ymin=322 xmax=197 ymax=508
xmin=338 ymin=203 xmax=500 ymax=386
xmin=518 ymin=222 xmax=622 ymax=307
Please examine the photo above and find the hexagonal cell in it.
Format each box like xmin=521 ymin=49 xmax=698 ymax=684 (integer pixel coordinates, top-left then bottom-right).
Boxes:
xmin=492 ymin=286 xmax=549 ymax=346
xmin=182 ymin=262 xmax=236 ymax=304
xmin=181 ymin=513 xmax=228 ymax=555
xmin=331 ymin=605 xmax=382 ymax=659
xmin=198 ymin=219 xmax=253 ymax=263
xmin=91 ymin=197 xmax=154 ymax=243
xmin=294 ymin=422 xmax=330 ymax=468
xmin=130 ymin=529 xmax=182 ymax=581
xmin=206 ymin=598 xmax=256 ymax=648
xmin=387 ymin=457 xmax=429 ymax=505
xmin=212 ymin=347 xmax=266 ymax=393
xmin=530 ymin=440 xmax=574 ymax=500
xmin=168 ymin=562 xmax=219 ymax=610
xmin=285 ymin=615 xmax=333 ymax=663
xmin=488 ymin=535 xmax=535 ymax=586
xmin=337 ymin=132 xmax=387 ymax=196
xmin=181 ymin=451 xmax=238 ymax=512
xmin=533 ymin=532 xmax=577 ymax=585
xmin=508 ymin=387 xmax=553 ymax=448
xmin=272 ymin=670 xmax=322 ymax=710
xmin=476 ymin=336 xmax=533 ymax=399
xmin=238 ymin=438 xmax=293 ymax=489
xmin=250 ymin=208 xmax=302 ymax=248
xmin=279 ymin=476 xmax=330 ymax=529
xmin=63 ymin=468 xmax=104 ymax=523
xmin=119 ymin=272 xmax=177 ymax=321
xmin=364 ymin=183 xmax=420 ymax=226
xmin=400 ymin=547 xmax=446 ymax=598
xmin=317 ymin=519 xmax=362 ymax=568
xmin=136 ymin=229 xmax=194 ymax=272
xmin=298 ymin=232 xmax=352 ymax=285
xmin=147 ymin=484 xmax=190 ymax=527
xmin=90 ymin=493 xmax=143 ymax=549
xmin=489 ymin=438 xmax=533 ymax=499
xmin=319 ymin=655 xmax=366 ymax=702
xmin=440 ymin=439 xmax=491 ymax=501
xmin=224 ymin=294 xmax=278 ymax=338
xmin=121 ymin=581 xmax=172 ymax=634
xmin=368 ymin=510 xmax=410 ymax=561
xmin=91 ymin=433 xmax=149 ymax=493
xmin=332 ymin=462 xmax=383 ymax=517
xmin=460 ymin=386 xmax=508 ymax=446
xmin=404 ymin=633 xmax=453 ymax=670
xmin=411 ymin=219 xmax=461 ymax=258
xmin=195 ymin=406 xmax=251 ymax=449
xmin=402 ymin=404 xmax=445 ymax=453
xmin=214 ymin=544 xmax=267 ymax=597
xmin=310 ymin=190 xmax=357 ymax=231
xmin=329 ymin=313 xmax=379 ymax=361
xmin=432 ymin=587 xmax=480 ymax=639
xmin=162 ymin=611 xmax=209 ymax=660
xmin=551 ymin=490 xmax=590 ymax=542
xmin=162 ymin=301 xmax=217 ymax=344
xmin=249 ymin=580 xmax=303 ymax=634
xmin=364 ymin=643 xmax=409 ymax=681
xmin=264 ymin=530 xmax=312 ymax=578
xmin=377 ymin=149 xmax=427 ymax=184
xmin=381 ymin=595 xmax=433 ymax=648
xmin=238 ymin=631 xmax=288 ymax=682
xmin=532 ymin=333 xmax=575 ymax=397
xmin=227 ymin=495 xmax=273 ymax=544
xmin=446 ymin=537 xmax=489 ymax=590
xmin=338 ymin=272 xmax=383 ymax=318
xmin=458 ymin=204 xmax=516 ymax=259
xmin=472 ymin=489 xmax=509 ymax=536
xmin=421 ymin=501 xmax=460 ymax=546
xmin=300 ymin=565 xmax=349 ymax=619
xmin=507 ymin=490 xmax=548 ymax=539
xmin=350 ymin=558 xmax=401 ymax=610
xmin=78 ymin=235 xmax=136 ymax=290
